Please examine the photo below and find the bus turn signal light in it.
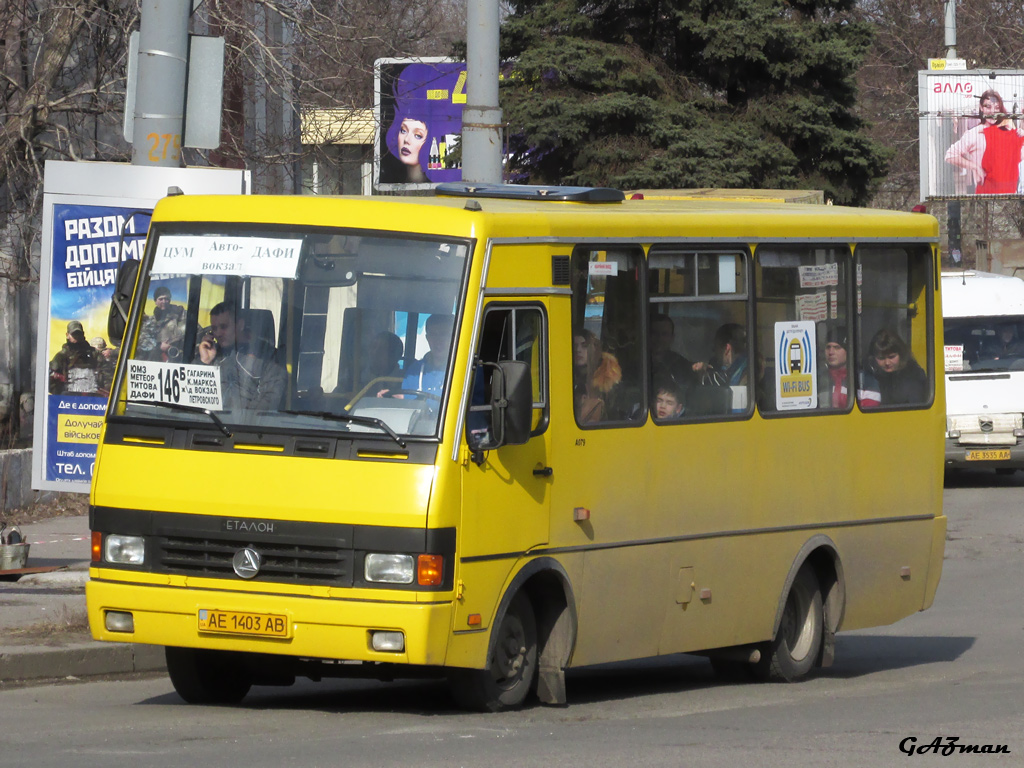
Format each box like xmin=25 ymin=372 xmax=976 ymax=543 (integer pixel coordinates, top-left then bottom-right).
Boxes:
xmin=417 ymin=554 xmax=443 ymax=586
xmin=91 ymin=531 xmax=102 ymax=562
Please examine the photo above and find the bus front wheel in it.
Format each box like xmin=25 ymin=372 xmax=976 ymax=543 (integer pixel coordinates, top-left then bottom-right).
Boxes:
xmin=760 ymin=565 xmax=823 ymax=682
xmin=165 ymin=646 xmax=252 ymax=704
xmin=448 ymin=592 xmax=538 ymax=712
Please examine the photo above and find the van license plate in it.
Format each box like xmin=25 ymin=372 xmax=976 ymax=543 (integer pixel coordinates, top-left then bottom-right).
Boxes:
xmin=198 ymin=609 xmax=290 ymax=638
xmin=965 ymin=449 xmax=1011 ymax=461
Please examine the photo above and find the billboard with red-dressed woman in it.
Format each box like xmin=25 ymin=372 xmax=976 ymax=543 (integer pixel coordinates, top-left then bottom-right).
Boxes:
xmin=919 ymin=70 xmax=1024 ymax=199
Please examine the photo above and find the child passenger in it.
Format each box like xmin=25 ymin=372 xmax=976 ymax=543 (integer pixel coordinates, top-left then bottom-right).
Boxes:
xmin=654 ymin=379 xmax=685 ymax=420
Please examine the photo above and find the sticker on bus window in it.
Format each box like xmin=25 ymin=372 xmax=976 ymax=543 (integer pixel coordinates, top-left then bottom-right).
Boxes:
xmin=775 ymin=321 xmax=817 ymax=411
xmin=151 ymin=235 xmax=302 ymax=278
xmin=797 ymin=263 xmax=839 ymax=288
xmin=795 ymin=292 xmax=828 ymax=322
xmin=944 ymin=345 xmax=965 ymax=372
xmin=126 ymin=359 xmax=224 ymax=410
xmin=589 ymin=261 xmax=619 ymax=277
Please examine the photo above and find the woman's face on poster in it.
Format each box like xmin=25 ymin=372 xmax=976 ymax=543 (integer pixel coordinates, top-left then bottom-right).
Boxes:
xmin=398 ymin=119 xmax=428 ymax=166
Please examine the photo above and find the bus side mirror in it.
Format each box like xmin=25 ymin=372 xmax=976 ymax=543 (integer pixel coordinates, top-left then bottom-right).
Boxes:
xmin=108 ymin=260 xmax=140 ymax=346
xmin=490 ymin=360 xmax=532 ymax=448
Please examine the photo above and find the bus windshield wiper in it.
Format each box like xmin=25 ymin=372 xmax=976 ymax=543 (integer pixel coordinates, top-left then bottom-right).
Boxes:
xmin=125 ymin=398 xmax=233 ymax=438
xmin=281 ymin=409 xmax=407 ymax=449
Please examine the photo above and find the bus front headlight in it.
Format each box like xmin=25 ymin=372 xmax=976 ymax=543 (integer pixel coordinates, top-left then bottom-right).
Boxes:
xmin=104 ymin=534 xmax=145 ymax=565
xmin=364 ymin=553 xmax=414 ymax=584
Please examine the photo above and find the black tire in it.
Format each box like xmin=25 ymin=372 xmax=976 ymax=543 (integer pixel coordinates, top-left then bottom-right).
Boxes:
xmin=759 ymin=565 xmax=823 ymax=682
xmin=448 ymin=592 xmax=538 ymax=712
xmin=165 ymin=647 xmax=253 ymax=705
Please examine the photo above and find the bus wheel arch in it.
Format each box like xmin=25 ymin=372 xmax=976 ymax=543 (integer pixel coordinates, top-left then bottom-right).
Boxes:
xmin=763 ymin=537 xmax=846 ymax=679
xmin=449 ymin=557 xmax=577 ymax=711
xmin=517 ymin=558 xmax=578 ymax=707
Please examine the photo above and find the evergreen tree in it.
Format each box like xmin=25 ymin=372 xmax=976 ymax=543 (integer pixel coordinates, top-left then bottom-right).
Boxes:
xmin=500 ymin=0 xmax=890 ymax=204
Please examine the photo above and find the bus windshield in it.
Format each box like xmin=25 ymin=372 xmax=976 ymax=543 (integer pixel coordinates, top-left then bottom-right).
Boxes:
xmin=944 ymin=315 xmax=1024 ymax=372
xmin=113 ymin=225 xmax=470 ymax=439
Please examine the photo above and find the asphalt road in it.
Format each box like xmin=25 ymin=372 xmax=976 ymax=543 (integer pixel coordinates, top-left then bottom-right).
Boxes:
xmin=0 ymin=474 xmax=1021 ymax=768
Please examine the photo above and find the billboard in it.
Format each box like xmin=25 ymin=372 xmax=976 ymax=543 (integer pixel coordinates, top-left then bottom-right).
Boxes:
xmin=33 ymin=160 xmax=249 ymax=493
xmin=374 ymin=58 xmax=467 ymax=191
xmin=919 ymin=70 xmax=1024 ymax=200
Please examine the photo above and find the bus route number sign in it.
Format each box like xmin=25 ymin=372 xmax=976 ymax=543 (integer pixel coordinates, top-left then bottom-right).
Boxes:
xmin=127 ymin=360 xmax=224 ymax=410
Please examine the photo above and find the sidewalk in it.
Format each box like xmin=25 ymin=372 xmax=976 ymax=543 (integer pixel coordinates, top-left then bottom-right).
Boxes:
xmin=0 ymin=514 xmax=165 ymax=686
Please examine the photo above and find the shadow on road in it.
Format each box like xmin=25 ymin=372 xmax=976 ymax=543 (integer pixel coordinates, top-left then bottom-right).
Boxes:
xmin=945 ymin=467 xmax=1024 ymax=488
xmin=136 ymin=633 xmax=973 ymax=713
xmin=828 ymin=633 xmax=974 ymax=678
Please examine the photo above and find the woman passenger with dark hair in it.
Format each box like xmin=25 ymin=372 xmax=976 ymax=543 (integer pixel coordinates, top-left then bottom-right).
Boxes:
xmin=865 ymin=328 xmax=928 ymax=405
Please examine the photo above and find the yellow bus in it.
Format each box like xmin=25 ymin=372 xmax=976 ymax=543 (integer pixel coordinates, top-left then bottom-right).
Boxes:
xmin=86 ymin=184 xmax=946 ymax=710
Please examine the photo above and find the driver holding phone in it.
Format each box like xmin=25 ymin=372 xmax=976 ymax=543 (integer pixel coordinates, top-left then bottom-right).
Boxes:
xmin=199 ymin=301 xmax=286 ymax=411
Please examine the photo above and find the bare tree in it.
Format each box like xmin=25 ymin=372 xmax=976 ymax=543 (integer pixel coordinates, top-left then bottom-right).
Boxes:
xmin=0 ymin=0 xmax=462 ymax=444
xmin=1 ymin=0 xmax=135 ymax=283
xmin=1 ymin=0 xmax=464 ymax=277
xmin=857 ymin=0 xmax=1024 ymax=213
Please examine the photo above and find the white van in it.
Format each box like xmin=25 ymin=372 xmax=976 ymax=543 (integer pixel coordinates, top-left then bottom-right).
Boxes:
xmin=942 ymin=270 xmax=1024 ymax=473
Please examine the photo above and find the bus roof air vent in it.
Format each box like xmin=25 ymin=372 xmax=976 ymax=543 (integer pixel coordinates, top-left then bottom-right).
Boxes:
xmin=435 ymin=183 xmax=624 ymax=203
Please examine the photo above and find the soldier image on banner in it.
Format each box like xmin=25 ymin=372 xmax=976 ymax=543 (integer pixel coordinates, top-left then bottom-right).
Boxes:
xmin=138 ymin=285 xmax=187 ymax=361
xmin=49 ymin=320 xmax=100 ymax=396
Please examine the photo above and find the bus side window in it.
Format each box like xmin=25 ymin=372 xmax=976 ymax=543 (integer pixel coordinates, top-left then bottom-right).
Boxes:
xmin=856 ymin=246 xmax=934 ymax=409
xmin=648 ymin=248 xmax=749 ymax=420
xmin=754 ymin=247 xmax=850 ymax=414
xmin=571 ymin=247 xmax=644 ymax=426
xmin=467 ymin=305 xmax=547 ymax=446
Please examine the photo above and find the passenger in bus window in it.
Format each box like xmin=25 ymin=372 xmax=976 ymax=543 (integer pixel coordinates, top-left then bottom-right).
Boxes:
xmin=862 ymin=328 xmax=927 ymax=406
xmin=692 ymin=323 xmax=749 ymax=386
xmin=649 ymin=314 xmax=696 ymax=393
xmin=653 ymin=379 xmax=685 ymax=421
xmin=822 ymin=328 xmax=851 ymax=408
xmin=399 ymin=314 xmax=454 ymax=396
xmin=199 ymin=301 xmax=286 ymax=411
xmin=573 ymin=328 xmax=622 ymax=423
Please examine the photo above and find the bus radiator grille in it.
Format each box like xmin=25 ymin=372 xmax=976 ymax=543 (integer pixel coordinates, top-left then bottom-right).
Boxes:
xmin=155 ymin=534 xmax=354 ymax=586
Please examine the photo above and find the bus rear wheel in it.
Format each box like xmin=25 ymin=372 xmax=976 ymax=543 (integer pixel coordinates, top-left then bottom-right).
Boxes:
xmin=165 ymin=647 xmax=252 ymax=704
xmin=759 ymin=565 xmax=823 ymax=682
xmin=448 ymin=591 xmax=538 ymax=712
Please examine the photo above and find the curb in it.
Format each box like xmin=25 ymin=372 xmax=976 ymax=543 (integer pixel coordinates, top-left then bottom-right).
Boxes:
xmin=16 ymin=568 xmax=89 ymax=587
xmin=0 ymin=642 xmax=166 ymax=684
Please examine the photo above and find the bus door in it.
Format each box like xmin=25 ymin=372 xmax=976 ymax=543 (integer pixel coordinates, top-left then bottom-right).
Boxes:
xmin=457 ymin=302 xmax=552 ymax=622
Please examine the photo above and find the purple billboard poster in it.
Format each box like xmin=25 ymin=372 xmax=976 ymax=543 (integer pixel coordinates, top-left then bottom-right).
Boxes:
xmin=375 ymin=59 xmax=467 ymax=190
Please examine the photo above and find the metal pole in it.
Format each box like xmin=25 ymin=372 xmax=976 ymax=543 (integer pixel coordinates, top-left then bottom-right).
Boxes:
xmin=944 ymin=0 xmax=958 ymax=264
xmin=947 ymin=200 xmax=962 ymax=264
xmin=462 ymin=0 xmax=503 ymax=183
xmin=944 ymin=0 xmax=957 ymax=59
xmin=132 ymin=0 xmax=190 ymax=166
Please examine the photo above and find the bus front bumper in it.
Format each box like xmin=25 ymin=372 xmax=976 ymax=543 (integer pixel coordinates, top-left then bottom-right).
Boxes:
xmin=945 ymin=437 xmax=1024 ymax=471
xmin=86 ymin=574 xmax=455 ymax=667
